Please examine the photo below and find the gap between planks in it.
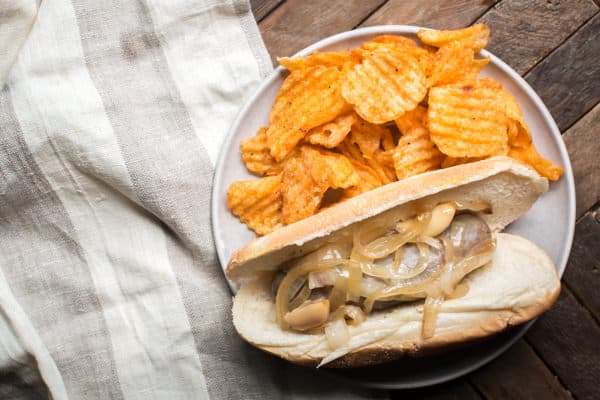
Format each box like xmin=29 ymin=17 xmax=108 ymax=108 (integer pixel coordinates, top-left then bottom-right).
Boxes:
xmin=519 ymin=7 xmax=600 ymax=78
xmin=353 ymin=0 xmax=390 ymax=29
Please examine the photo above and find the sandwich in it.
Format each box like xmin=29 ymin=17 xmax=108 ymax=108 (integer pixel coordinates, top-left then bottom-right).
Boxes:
xmin=226 ymin=156 xmax=561 ymax=367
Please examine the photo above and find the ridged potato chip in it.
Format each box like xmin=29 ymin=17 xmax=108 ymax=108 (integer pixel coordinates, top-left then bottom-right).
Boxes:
xmin=395 ymin=105 xmax=427 ymax=134
xmin=361 ymin=36 xmax=435 ymax=78
xmin=281 ymin=157 xmax=324 ymax=224
xmin=278 ymin=50 xmax=359 ymax=71
xmin=350 ymin=117 xmax=393 ymax=159
xmin=281 ymin=147 xmax=359 ymax=224
xmin=363 ymin=35 xmax=420 ymax=49
xmin=240 ymin=127 xmax=281 ymax=175
xmin=393 ymin=127 xmax=443 ymax=180
xmin=509 ymin=145 xmax=563 ymax=181
xmin=267 ymin=66 xmax=346 ymax=161
xmin=301 ymin=146 xmax=359 ymax=189
xmin=428 ymin=80 xmax=510 ymax=157
xmin=381 ymin=128 xmax=396 ymax=152
xmin=342 ymin=159 xmax=386 ymax=199
xmin=305 ymin=113 xmax=356 ymax=148
xmin=428 ymin=42 xmax=489 ymax=87
xmin=341 ymin=50 xmax=427 ymax=124
xmin=227 ymin=175 xmax=283 ymax=235
xmin=339 ymin=139 xmax=396 ymax=184
xmin=417 ymin=23 xmax=490 ymax=52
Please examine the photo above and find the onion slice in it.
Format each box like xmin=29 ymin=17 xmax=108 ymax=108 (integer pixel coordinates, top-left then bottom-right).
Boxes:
xmin=422 ymin=296 xmax=444 ymax=339
xmin=325 ymin=318 xmax=350 ymax=350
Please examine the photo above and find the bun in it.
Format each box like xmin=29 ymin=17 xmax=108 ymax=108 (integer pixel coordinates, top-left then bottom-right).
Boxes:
xmin=226 ymin=156 xmax=559 ymax=366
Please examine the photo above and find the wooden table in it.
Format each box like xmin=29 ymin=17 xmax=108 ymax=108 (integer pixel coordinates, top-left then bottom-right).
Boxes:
xmin=250 ymin=1 xmax=600 ymax=398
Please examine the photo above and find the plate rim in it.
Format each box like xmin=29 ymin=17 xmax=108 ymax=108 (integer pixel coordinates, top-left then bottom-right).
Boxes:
xmin=210 ymin=25 xmax=576 ymax=390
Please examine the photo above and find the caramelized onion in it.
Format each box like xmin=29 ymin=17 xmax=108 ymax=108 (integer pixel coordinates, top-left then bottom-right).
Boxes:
xmin=308 ymin=269 xmax=338 ymax=289
xmin=453 ymin=199 xmax=491 ymax=213
xmin=325 ymin=318 xmax=350 ymax=350
xmin=276 ymin=262 xmax=335 ymax=328
xmin=328 ymin=275 xmax=348 ymax=311
xmin=277 ymin=204 xmax=496 ymax=340
xmin=422 ymin=296 xmax=444 ymax=339
xmin=332 ymin=305 xmax=366 ymax=326
xmin=415 ymin=236 xmax=442 ymax=250
xmin=288 ymin=281 xmax=311 ymax=310
xmin=448 ymin=283 xmax=469 ymax=299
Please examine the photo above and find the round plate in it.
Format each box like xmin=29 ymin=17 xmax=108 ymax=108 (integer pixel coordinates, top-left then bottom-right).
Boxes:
xmin=211 ymin=26 xmax=575 ymax=389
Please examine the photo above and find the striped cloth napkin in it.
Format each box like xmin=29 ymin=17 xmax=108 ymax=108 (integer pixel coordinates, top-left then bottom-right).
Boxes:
xmin=0 ymin=0 xmax=387 ymax=398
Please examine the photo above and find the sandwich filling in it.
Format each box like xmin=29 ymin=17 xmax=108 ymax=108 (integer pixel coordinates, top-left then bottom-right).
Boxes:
xmin=272 ymin=201 xmax=495 ymax=351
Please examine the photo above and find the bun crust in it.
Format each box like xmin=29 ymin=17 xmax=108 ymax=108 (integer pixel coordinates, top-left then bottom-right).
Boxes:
xmin=227 ymin=157 xmax=548 ymax=281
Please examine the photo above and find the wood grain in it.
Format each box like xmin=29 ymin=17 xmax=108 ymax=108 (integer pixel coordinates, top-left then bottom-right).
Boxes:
xmin=524 ymin=12 xmax=600 ymax=131
xmin=250 ymin=0 xmax=284 ymax=22
xmin=526 ymin=287 xmax=600 ymax=400
xmin=563 ymin=104 xmax=600 ymax=217
xmin=468 ymin=340 xmax=573 ymax=399
xmin=563 ymin=205 xmax=600 ymax=322
xmin=257 ymin=0 xmax=386 ymax=64
xmin=477 ymin=0 xmax=598 ymax=75
xmin=361 ymin=0 xmax=496 ymax=29
xmin=391 ymin=378 xmax=482 ymax=400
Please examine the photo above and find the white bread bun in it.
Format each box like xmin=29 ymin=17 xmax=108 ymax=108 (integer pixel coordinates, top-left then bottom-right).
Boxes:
xmin=226 ymin=156 xmax=560 ymax=366
xmin=232 ymin=233 xmax=560 ymax=367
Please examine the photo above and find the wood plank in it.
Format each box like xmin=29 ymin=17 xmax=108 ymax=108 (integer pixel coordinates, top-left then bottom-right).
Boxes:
xmin=525 ymin=287 xmax=600 ymax=400
xmin=563 ymin=205 xmax=600 ymax=322
xmin=391 ymin=378 xmax=483 ymax=400
xmin=477 ymin=0 xmax=598 ymax=75
xmin=250 ymin=0 xmax=284 ymax=22
xmin=524 ymin=12 xmax=600 ymax=131
xmin=257 ymin=0 xmax=386 ymax=63
xmin=468 ymin=340 xmax=572 ymax=399
xmin=563 ymin=104 xmax=600 ymax=217
xmin=361 ymin=0 xmax=497 ymax=29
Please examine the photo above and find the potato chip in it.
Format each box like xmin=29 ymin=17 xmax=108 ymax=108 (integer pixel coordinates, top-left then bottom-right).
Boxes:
xmin=278 ymin=50 xmax=359 ymax=71
xmin=342 ymin=159 xmax=385 ymax=199
xmin=395 ymin=105 xmax=427 ymax=135
xmin=427 ymin=80 xmax=510 ymax=157
xmin=338 ymin=139 xmax=396 ymax=184
xmin=428 ymin=42 xmax=489 ymax=87
xmin=227 ymin=175 xmax=283 ymax=235
xmin=393 ymin=126 xmax=444 ymax=180
xmin=349 ymin=117 xmax=393 ymax=158
xmin=509 ymin=146 xmax=563 ymax=181
xmin=496 ymin=86 xmax=532 ymax=149
xmin=341 ymin=50 xmax=427 ymax=124
xmin=497 ymin=86 xmax=563 ymax=180
xmin=240 ymin=127 xmax=281 ymax=175
xmin=305 ymin=113 xmax=356 ymax=148
xmin=417 ymin=23 xmax=490 ymax=52
xmin=268 ymin=66 xmax=346 ymax=161
xmin=301 ymin=145 xmax=359 ymax=189
xmin=361 ymin=36 xmax=435 ymax=77
xmin=381 ymin=128 xmax=396 ymax=152
xmin=281 ymin=147 xmax=359 ymax=224
xmin=281 ymin=157 xmax=325 ymax=224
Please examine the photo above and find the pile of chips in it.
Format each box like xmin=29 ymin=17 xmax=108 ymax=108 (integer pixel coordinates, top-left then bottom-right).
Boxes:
xmin=228 ymin=23 xmax=563 ymax=235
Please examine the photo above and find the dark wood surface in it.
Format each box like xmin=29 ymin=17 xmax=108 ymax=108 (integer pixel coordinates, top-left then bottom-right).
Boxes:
xmin=250 ymin=0 xmax=600 ymax=398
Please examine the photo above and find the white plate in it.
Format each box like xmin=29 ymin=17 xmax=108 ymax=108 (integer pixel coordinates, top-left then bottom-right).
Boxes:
xmin=211 ymin=26 xmax=575 ymax=389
